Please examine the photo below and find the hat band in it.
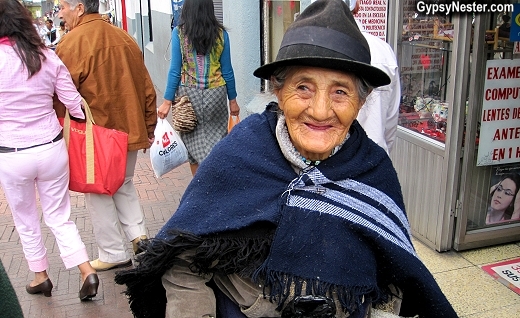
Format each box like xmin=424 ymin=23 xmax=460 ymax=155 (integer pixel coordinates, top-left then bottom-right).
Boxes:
xmin=279 ymin=26 xmax=370 ymax=64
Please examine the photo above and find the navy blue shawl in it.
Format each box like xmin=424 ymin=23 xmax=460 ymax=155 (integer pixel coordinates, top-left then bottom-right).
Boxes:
xmin=116 ymin=103 xmax=456 ymax=318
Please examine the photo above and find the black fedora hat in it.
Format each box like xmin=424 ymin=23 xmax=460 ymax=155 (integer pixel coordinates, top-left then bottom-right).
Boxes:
xmin=253 ymin=0 xmax=390 ymax=88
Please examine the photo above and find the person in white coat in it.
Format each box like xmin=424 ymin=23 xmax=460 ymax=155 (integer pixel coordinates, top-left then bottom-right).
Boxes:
xmin=349 ymin=0 xmax=401 ymax=154
xmin=43 ymin=18 xmax=60 ymax=48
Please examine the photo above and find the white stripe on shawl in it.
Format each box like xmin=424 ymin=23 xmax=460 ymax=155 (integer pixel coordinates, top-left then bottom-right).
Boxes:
xmin=286 ymin=169 xmax=417 ymax=257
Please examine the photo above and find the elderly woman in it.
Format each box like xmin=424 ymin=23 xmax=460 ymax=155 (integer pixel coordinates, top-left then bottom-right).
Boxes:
xmin=115 ymin=0 xmax=457 ymax=317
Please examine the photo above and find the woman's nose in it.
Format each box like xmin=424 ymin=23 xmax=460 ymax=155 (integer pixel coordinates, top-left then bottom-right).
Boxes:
xmin=308 ymin=91 xmax=331 ymax=120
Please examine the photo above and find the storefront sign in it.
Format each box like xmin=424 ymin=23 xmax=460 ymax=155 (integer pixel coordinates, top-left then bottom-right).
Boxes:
xmin=476 ymin=59 xmax=520 ymax=166
xmin=510 ymin=4 xmax=520 ymax=42
xmin=482 ymin=258 xmax=520 ymax=295
xmin=514 ymin=42 xmax=520 ymax=55
xmin=313 ymin=0 xmax=388 ymax=40
xmin=354 ymin=0 xmax=388 ymax=41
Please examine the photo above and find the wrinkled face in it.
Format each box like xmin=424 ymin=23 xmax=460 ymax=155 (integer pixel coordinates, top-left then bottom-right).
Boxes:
xmin=275 ymin=66 xmax=363 ymax=161
xmin=491 ymin=178 xmax=516 ymax=211
xmin=58 ymin=0 xmax=84 ymax=31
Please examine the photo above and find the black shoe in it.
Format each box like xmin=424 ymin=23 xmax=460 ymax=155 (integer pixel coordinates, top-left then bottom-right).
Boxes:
xmin=26 ymin=278 xmax=53 ymax=297
xmin=79 ymin=273 xmax=99 ymax=301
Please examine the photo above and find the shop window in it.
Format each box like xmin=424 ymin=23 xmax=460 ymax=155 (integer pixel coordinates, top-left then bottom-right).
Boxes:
xmin=267 ymin=1 xmax=301 ymax=64
xmin=398 ymin=4 xmax=453 ymax=144
xmin=465 ymin=5 xmax=520 ymax=231
xmin=485 ymin=11 xmax=515 ymax=60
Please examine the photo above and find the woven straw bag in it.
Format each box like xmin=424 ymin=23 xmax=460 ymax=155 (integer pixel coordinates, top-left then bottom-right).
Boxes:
xmin=171 ymin=95 xmax=197 ymax=132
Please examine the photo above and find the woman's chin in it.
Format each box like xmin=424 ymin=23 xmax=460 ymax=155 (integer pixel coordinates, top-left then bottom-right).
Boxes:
xmin=298 ymin=145 xmax=334 ymax=160
xmin=292 ymin=132 xmax=342 ymax=160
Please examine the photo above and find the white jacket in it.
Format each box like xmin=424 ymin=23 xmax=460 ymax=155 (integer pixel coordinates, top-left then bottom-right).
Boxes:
xmin=355 ymin=21 xmax=401 ymax=154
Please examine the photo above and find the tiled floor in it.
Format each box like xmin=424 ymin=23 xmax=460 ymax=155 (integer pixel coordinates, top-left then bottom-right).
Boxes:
xmin=1 ymin=151 xmax=519 ymax=317
xmin=414 ymin=239 xmax=520 ymax=317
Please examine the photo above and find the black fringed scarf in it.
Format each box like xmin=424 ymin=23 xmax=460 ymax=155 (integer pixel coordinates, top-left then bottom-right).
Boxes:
xmin=115 ymin=103 xmax=457 ymax=318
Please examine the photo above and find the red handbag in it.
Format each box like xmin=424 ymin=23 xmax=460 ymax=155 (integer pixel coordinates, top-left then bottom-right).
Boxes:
xmin=59 ymin=99 xmax=128 ymax=195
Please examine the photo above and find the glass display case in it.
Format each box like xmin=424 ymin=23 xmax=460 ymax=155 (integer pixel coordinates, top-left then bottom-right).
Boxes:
xmin=389 ymin=0 xmax=520 ymax=251
xmin=398 ymin=11 xmax=453 ymax=144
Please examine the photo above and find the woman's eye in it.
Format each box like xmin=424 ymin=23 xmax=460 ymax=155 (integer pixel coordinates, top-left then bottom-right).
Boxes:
xmin=295 ymin=85 xmax=313 ymax=98
xmin=335 ymin=89 xmax=347 ymax=95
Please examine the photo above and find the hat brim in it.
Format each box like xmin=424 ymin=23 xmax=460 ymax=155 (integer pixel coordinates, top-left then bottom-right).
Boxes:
xmin=253 ymin=57 xmax=391 ymax=88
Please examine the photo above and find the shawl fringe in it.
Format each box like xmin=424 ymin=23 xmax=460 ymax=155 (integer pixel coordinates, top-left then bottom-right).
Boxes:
xmin=114 ymin=230 xmax=204 ymax=318
xmin=192 ymin=233 xmax=273 ymax=277
xmin=115 ymin=229 xmax=273 ymax=318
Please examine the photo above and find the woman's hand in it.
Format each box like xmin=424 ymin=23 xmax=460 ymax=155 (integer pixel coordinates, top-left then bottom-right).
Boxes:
xmin=490 ymin=183 xmax=498 ymax=194
xmin=512 ymin=192 xmax=520 ymax=220
xmin=229 ymin=99 xmax=240 ymax=116
xmin=158 ymin=100 xmax=172 ymax=119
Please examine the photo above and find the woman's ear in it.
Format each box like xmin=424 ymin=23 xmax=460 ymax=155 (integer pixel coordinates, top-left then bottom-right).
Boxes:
xmin=271 ymin=76 xmax=284 ymax=110
xmin=270 ymin=76 xmax=279 ymax=93
xmin=358 ymin=88 xmax=372 ymax=110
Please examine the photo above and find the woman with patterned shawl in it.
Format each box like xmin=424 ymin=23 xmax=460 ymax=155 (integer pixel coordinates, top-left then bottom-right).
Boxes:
xmin=116 ymin=0 xmax=457 ymax=317
xmin=156 ymin=0 xmax=240 ymax=176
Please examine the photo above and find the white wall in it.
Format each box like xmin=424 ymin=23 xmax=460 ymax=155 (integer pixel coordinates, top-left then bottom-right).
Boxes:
xmin=151 ymin=0 xmax=172 ymax=14
xmin=222 ymin=0 xmax=262 ymax=115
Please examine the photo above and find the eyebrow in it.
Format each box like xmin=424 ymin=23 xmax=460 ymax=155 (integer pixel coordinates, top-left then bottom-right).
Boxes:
xmin=292 ymin=74 xmax=354 ymax=88
xmin=498 ymin=183 xmax=515 ymax=192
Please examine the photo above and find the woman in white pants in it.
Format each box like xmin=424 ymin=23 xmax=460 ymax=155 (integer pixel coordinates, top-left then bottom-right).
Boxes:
xmin=0 ymin=0 xmax=98 ymax=301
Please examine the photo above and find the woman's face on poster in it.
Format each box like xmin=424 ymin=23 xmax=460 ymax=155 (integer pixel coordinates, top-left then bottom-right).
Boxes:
xmin=491 ymin=178 xmax=517 ymax=211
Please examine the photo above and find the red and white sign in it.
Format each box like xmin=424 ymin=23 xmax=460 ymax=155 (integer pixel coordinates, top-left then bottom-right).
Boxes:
xmin=514 ymin=42 xmax=520 ymax=55
xmin=476 ymin=59 xmax=520 ymax=166
xmin=312 ymin=0 xmax=388 ymax=41
xmin=353 ymin=0 xmax=388 ymax=41
xmin=482 ymin=258 xmax=520 ymax=295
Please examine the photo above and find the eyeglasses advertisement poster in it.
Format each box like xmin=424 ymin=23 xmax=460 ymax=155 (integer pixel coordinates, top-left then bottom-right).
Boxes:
xmin=485 ymin=164 xmax=520 ymax=225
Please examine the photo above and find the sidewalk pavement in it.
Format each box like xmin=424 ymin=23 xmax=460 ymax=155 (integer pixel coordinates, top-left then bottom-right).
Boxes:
xmin=0 ymin=152 xmax=192 ymax=318
xmin=1 ymin=151 xmax=520 ymax=317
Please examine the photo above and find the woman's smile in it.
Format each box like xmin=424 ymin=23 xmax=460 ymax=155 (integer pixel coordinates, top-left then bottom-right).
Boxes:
xmin=306 ymin=122 xmax=333 ymax=130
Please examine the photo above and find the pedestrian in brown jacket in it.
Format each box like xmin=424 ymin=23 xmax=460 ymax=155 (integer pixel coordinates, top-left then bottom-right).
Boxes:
xmin=55 ymin=0 xmax=157 ymax=271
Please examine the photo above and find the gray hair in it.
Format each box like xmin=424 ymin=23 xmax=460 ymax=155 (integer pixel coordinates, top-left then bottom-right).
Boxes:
xmin=269 ymin=66 xmax=372 ymax=103
xmin=66 ymin=0 xmax=99 ymax=14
